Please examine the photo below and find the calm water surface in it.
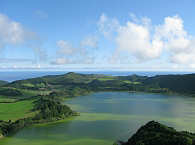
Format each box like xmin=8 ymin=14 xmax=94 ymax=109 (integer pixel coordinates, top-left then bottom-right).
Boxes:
xmin=1 ymin=92 xmax=195 ymax=145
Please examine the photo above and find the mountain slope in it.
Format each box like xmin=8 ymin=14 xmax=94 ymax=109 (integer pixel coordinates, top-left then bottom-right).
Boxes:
xmin=143 ymin=74 xmax=195 ymax=94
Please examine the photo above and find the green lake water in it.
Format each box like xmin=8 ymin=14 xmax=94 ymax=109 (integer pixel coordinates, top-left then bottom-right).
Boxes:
xmin=1 ymin=92 xmax=195 ymax=145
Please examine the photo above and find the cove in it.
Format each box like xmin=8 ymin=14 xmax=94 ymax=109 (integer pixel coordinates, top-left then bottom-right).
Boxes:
xmin=1 ymin=92 xmax=195 ymax=145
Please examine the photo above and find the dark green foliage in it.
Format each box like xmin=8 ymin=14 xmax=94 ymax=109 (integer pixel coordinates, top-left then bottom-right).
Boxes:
xmin=0 ymin=87 xmax=23 ymax=97
xmin=62 ymin=85 xmax=91 ymax=97
xmin=0 ymin=120 xmax=11 ymax=136
xmin=123 ymin=121 xmax=195 ymax=145
xmin=7 ymin=78 xmax=48 ymax=90
xmin=33 ymin=96 xmax=75 ymax=120
xmin=117 ymin=75 xmax=147 ymax=82
xmin=88 ymin=79 xmax=133 ymax=91
xmin=0 ymin=96 xmax=76 ymax=137
xmin=0 ymin=80 xmax=8 ymax=86
xmin=143 ymin=74 xmax=195 ymax=94
xmin=3 ymin=72 xmax=195 ymax=99
xmin=40 ymin=72 xmax=106 ymax=85
xmin=5 ymin=72 xmax=140 ymax=96
xmin=7 ymin=117 xmax=34 ymax=134
xmin=0 ymin=72 xmax=147 ymax=100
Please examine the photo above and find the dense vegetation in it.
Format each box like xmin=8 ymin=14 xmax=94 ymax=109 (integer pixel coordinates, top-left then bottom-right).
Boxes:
xmin=120 ymin=121 xmax=195 ymax=145
xmin=142 ymin=74 xmax=195 ymax=94
xmin=0 ymin=95 xmax=77 ymax=137
xmin=4 ymin=72 xmax=195 ymax=97
xmin=0 ymin=81 xmax=8 ymax=87
xmin=33 ymin=96 xmax=77 ymax=121
xmin=0 ymin=87 xmax=23 ymax=97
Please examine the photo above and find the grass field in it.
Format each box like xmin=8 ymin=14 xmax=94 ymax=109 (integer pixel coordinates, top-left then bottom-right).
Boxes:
xmin=97 ymin=77 xmax=115 ymax=81
xmin=0 ymin=99 xmax=36 ymax=121
xmin=123 ymin=80 xmax=141 ymax=84
xmin=0 ymin=96 xmax=16 ymax=103
xmin=21 ymin=89 xmax=51 ymax=97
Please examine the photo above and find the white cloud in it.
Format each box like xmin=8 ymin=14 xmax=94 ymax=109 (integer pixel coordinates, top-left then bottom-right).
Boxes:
xmin=0 ymin=13 xmax=47 ymax=64
xmin=155 ymin=16 xmax=195 ymax=65
xmin=0 ymin=14 xmax=26 ymax=45
xmin=116 ymin=21 xmax=163 ymax=61
xmin=98 ymin=13 xmax=195 ymax=67
xmin=171 ymin=53 xmax=194 ymax=64
xmin=51 ymin=58 xmax=69 ymax=65
xmin=97 ymin=13 xmax=119 ymax=39
xmin=80 ymin=36 xmax=98 ymax=48
xmin=52 ymin=38 xmax=97 ymax=65
xmin=56 ymin=40 xmax=76 ymax=55
xmin=53 ymin=40 xmax=79 ymax=65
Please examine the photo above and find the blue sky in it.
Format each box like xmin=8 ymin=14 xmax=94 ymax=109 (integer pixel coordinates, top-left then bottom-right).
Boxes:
xmin=0 ymin=0 xmax=195 ymax=70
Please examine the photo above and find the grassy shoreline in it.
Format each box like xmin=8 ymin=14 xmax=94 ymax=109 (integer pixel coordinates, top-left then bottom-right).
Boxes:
xmin=0 ymin=96 xmax=79 ymax=139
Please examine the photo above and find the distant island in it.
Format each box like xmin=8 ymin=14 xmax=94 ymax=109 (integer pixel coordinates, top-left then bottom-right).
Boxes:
xmin=1 ymin=72 xmax=195 ymax=142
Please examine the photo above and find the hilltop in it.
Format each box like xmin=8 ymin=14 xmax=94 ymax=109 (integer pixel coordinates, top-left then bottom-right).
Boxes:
xmin=121 ymin=121 xmax=195 ymax=145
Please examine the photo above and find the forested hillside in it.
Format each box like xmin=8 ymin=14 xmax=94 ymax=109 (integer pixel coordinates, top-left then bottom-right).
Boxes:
xmin=121 ymin=121 xmax=195 ymax=145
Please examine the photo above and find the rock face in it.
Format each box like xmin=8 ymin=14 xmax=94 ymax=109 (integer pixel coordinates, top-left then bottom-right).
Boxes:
xmin=122 ymin=121 xmax=195 ymax=145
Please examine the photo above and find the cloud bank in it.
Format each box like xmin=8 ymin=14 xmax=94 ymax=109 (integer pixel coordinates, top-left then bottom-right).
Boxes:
xmin=98 ymin=13 xmax=195 ymax=68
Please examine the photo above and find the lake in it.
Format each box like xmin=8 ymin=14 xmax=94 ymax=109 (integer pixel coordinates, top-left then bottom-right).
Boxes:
xmin=1 ymin=92 xmax=195 ymax=145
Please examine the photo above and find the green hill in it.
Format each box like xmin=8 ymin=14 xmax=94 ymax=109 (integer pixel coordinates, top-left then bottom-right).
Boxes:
xmin=142 ymin=74 xmax=195 ymax=94
xmin=4 ymin=72 xmax=139 ymax=99
xmin=121 ymin=121 xmax=195 ymax=145
xmin=4 ymin=72 xmax=195 ymax=98
xmin=0 ymin=80 xmax=8 ymax=86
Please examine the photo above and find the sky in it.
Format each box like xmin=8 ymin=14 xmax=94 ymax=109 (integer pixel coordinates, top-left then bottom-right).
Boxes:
xmin=0 ymin=0 xmax=195 ymax=71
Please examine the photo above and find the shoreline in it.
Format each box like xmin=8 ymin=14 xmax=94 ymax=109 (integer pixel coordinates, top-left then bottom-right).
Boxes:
xmin=0 ymin=113 xmax=79 ymax=140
